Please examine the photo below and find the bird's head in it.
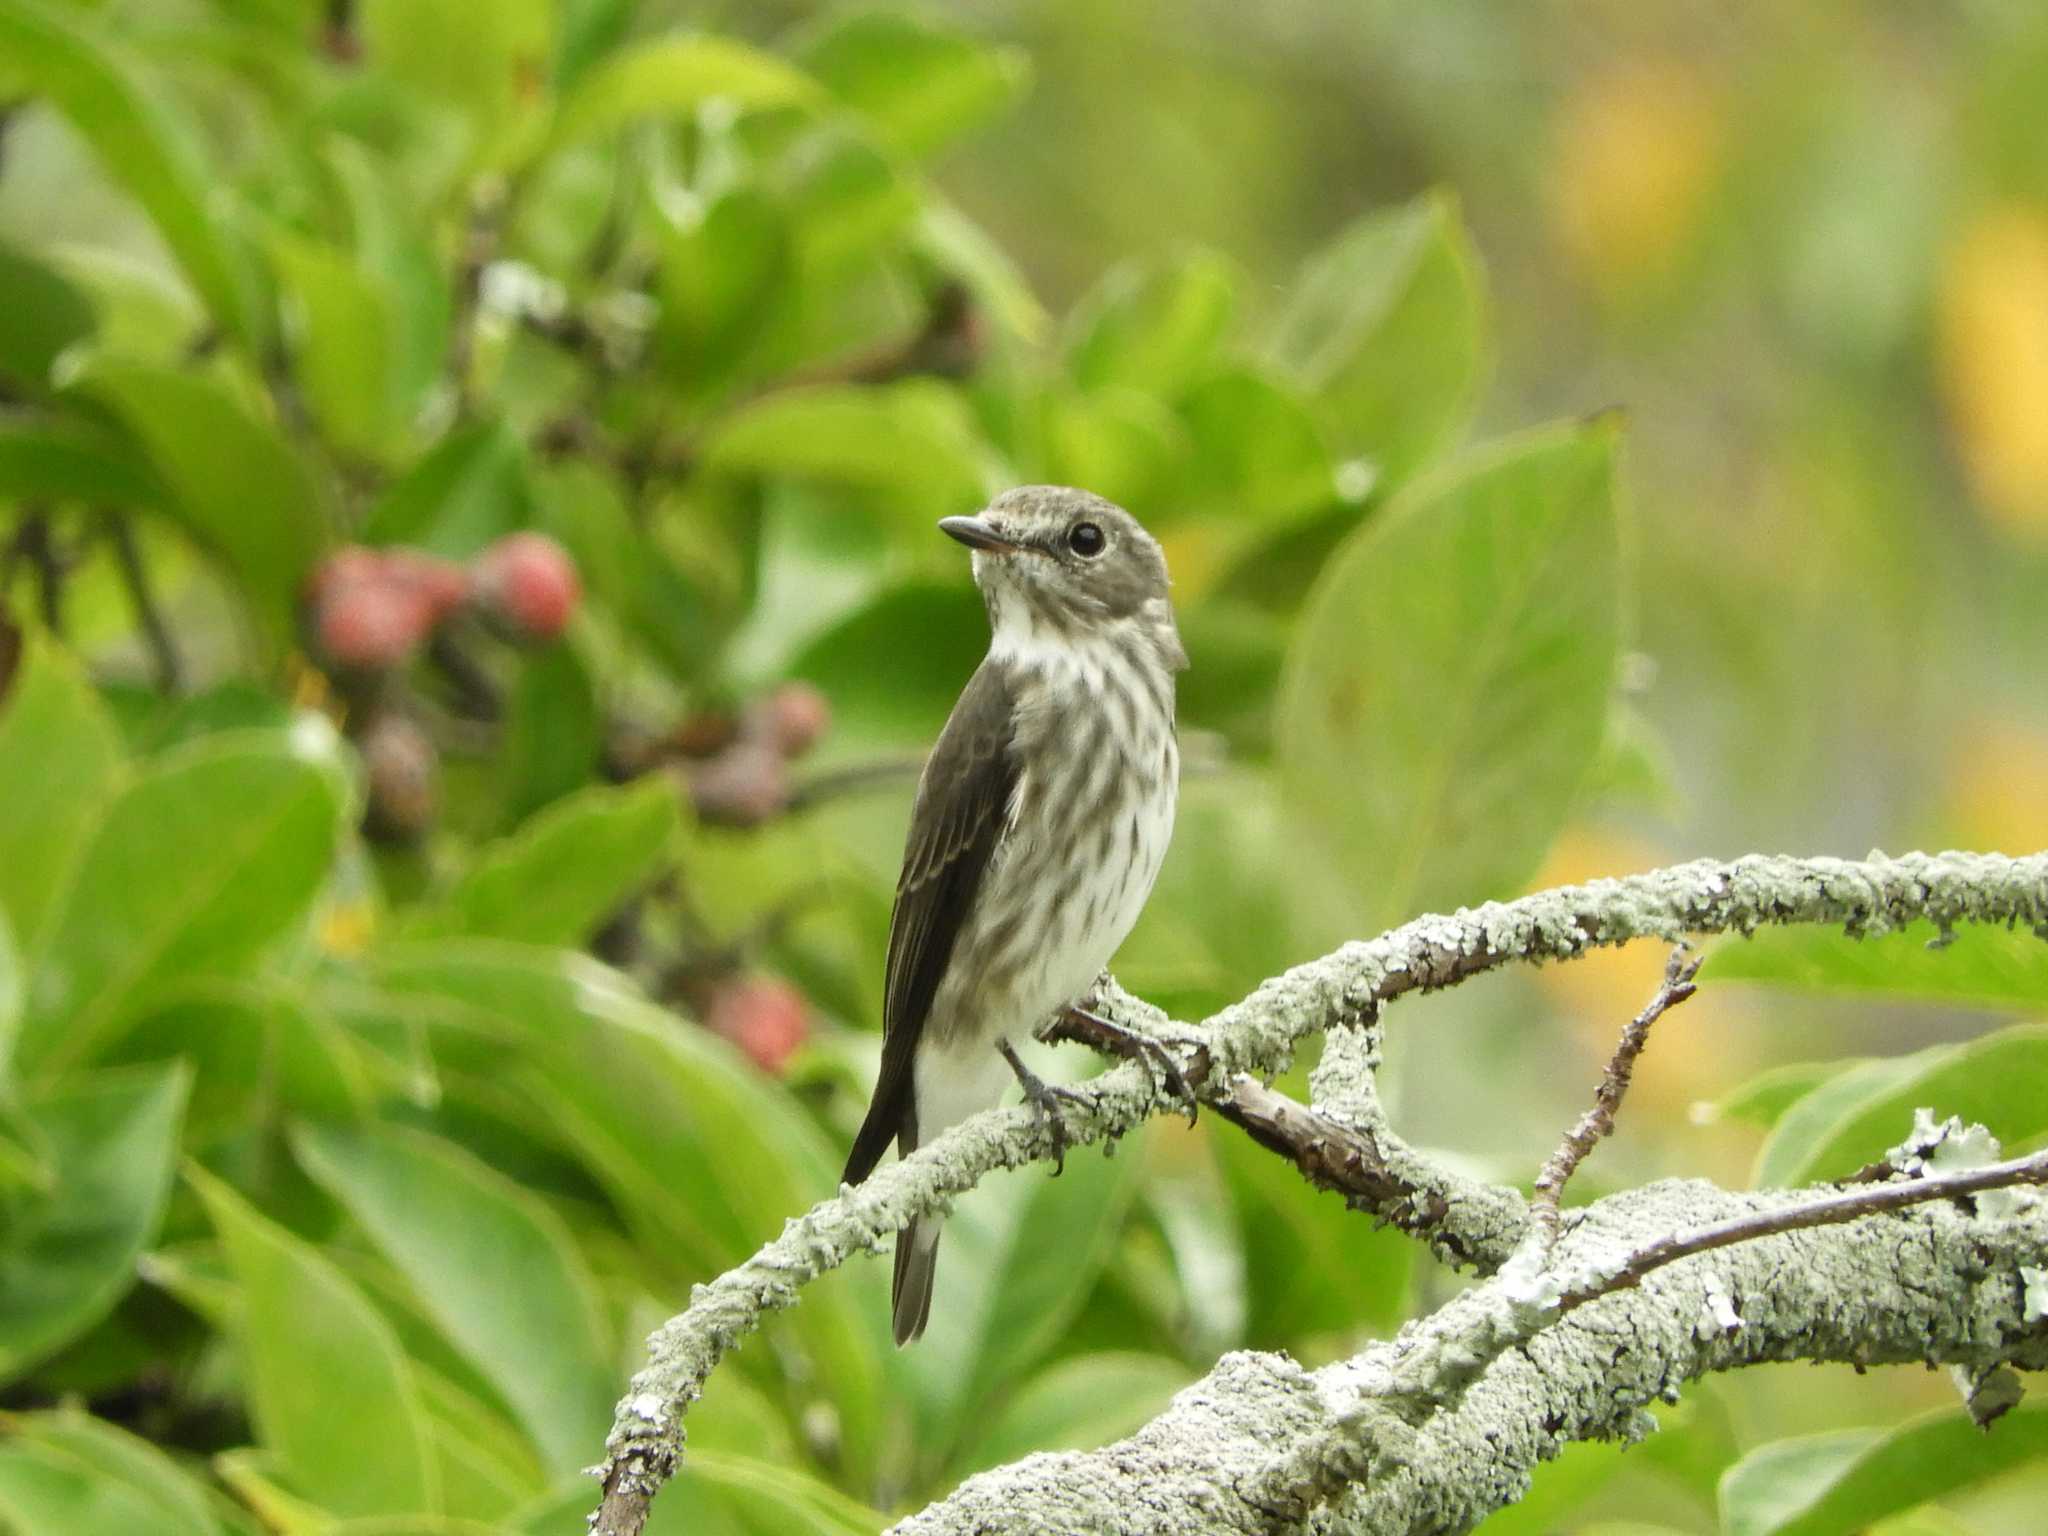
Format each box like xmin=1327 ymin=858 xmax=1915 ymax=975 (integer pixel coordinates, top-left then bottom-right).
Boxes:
xmin=940 ymin=486 xmax=1183 ymax=667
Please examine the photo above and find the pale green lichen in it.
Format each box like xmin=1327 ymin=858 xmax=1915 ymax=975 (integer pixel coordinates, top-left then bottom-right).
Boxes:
xmin=596 ymin=851 xmax=2048 ymax=1531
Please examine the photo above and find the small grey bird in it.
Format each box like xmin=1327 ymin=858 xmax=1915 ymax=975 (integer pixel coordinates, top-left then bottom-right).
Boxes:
xmin=841 ymin=485 xmax=1187 ymax=1345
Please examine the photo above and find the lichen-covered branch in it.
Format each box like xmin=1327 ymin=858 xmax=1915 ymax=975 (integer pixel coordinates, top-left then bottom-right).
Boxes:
xmin=591 ymin=849 xmax=2048 ymax=1533
xmin=900 ymin=1164 xmax=2048 ymax=1534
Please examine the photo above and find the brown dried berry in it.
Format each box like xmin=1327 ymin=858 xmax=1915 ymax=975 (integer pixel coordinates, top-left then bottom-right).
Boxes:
xmin=360 ymin=712 xmax=439 ymax=842
xmin=757 ymin=682 xmax=831 ymax=759
xmin=688 ymin=740 xmax=789 ymax=827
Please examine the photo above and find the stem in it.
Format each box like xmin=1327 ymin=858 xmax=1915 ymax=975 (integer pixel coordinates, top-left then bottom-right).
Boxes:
xmin=1531 ymin=947 xmax=1700 ymax=1242
xmin=102 ymin=510 xmax=183 ymax=692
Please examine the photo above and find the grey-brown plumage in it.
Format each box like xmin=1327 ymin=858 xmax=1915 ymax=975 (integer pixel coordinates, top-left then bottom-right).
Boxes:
xmin=842 ymin=485 xmax=1185 ymax=1345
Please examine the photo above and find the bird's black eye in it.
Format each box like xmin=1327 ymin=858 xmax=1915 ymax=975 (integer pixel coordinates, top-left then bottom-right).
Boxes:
xmin=1067 ymin=521 xmax=1106 ymax=558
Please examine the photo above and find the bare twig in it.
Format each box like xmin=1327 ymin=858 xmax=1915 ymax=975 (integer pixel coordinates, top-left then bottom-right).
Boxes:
xmin=6 ymin=509 xmax=67 ymax=634
xmin=445 ymin=183 xmax=509 ymax=418
xmin=785 ymin=754 xmax=927 ymax=812
xmin=1562 ymin=1145 xmax=2048 ymax=1313
xmin=1531 ymin=946 xmax=1701 ymax=1242
xmin=101 ymin=510 xmax=182 ymax=692
xmin=425 ymin=626 xmax=502 ymax=721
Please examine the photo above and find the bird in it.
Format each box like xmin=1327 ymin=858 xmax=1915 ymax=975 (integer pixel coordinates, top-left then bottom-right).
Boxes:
xmin=841 ymin=485 xmax=1188 ymax=1346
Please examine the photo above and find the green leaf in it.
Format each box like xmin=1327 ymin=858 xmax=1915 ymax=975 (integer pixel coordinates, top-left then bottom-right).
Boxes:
xmin=1720 ymin=1404 xmax=2048 ymax=1536
xmin=1754 ymin=1023 xmax=2048 ymax=1187
xmin=359 ymin=944 xmax=888 ymax=1479
xmin=0 ymin=916 xmax=19 ymax=1065
xmin=915 ymin=202 xmax=1048 ymax=344
xmin=1039 ymin=386 xmax=1186 ymax=514
xmin=550 ymin=33 xmax=822 ymax=148
xmin=1175 ymin=367 xmax=1336 ymax=524
xmin=292 ymin=1123 xmax=614 ymax=1477
xmin=101 ymin=983 xmax=269 ymax=1147
xmin=18 ymin=730 xmax=349 ymax=1076
xmin=362 ymin=419 xmax=531 ymax=555
xmin=1706 ymin=922 xmax=2048 ymax=1012
xmin=1065 ymin=250 xmax=1237 ymax=399
xmin=360 ymin=0 xmax=552 ymax=160
xmin=903 ymin=1118 xmax=1146 ymax=1450
xmin=497 ymin=644 xmax=601 ymax=827
xmin=774 ymin=124 xmax=921 ymax=273
xmin=0 ymin=637 xmax=124 ymax=959
xmin=149 ymin=682 xmax=294 ymax=752
xmin=701 ymin=381 xmax=992 ymax=518
xmin=0 ymin=413 xmax=168 ymax=509
xmin=1695 ymin=1059 xmax=1855 ymax=1131
xmin=268 ymin=230 xmax=405 ymax=462
xmin=0 ymin=244 xmax=95 ymax=395
xmin=515 ymin=1453 xmax=885 ymax=1536
xmin=0 ymin=1408 xmax=222 ymax=1536
xmin=1277 ymin=423 xmax=1623 ymax=932
xmin=797 ymin=11 xmax=1031 ymax=160
xmin=65 ymin=361 xmax=329 ymax=652
xmin=682 ymin=1451 xmax=886 ymax=1536
xmin=405 ymin=779 xmax=678 ymax=947
xmin=0 ymin=1064 xmax=187 ymax=1380
xmin=190 ymin=1164 xmax=439 ymax=1519
xmin=0 ymin=1440 xmax=187 ymax=1536
xmin=1172 ymin=599 xmax=1287 ymax=755
xmin=1266 ymin=191 xmax=1487 ymax=486
xmin=787 ymin=582 xmax=984 ymax=747
xmin=961 ymin=1352 xmax=1190 ymax=1473
xmin=0 ymin=0 xmax=264 ymax=346
xmin=654 ymin=187 xmax=795 ymax=399
xmin=1750 ymin=1053 xmax=1940 ymax=1188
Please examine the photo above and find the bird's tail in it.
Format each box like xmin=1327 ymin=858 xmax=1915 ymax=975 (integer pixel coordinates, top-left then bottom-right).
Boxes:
xmin=892 ymin=1215 xmax=941 ymax=1345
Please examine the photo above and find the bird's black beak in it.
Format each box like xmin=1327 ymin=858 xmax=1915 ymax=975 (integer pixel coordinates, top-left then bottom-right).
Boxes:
xmin=938 ymin=515 xmax=1022 ymax=554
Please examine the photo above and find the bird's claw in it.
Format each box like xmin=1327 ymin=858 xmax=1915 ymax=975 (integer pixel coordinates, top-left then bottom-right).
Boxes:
xmin=1041 ymin=1005 xmax=1200 ymax=1126
xmin=998 ymin=1037 xmax=1091 ymax=1175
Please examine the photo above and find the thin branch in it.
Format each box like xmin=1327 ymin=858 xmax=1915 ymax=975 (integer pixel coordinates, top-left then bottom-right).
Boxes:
xmin=444 ymin=183 xmax=509 ymax=419
xmin=1210 ymin=1073 xmax=1527 ymax=1268
xmin=785 ymin=755 xmax=927 ymax=813
xmin=101 ymin=510 xmax=183 ymax=692
xmin=1562 ymin=1145 xmax=2048 ymax=1312
xmin=590 ymin=849 xmax=2048 ymax=1535
xmin=6 ymin=509 xmax=67 ymax=634
xmin=425 ymin=627 xmax=502 ymax=721
xmin=1531 ymin=946 xmax=1700 ymax=1242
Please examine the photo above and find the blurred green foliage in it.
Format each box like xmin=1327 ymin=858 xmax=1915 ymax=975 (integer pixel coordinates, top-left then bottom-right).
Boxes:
xmin=0 ymin=3 xmax=2045 ymax=1534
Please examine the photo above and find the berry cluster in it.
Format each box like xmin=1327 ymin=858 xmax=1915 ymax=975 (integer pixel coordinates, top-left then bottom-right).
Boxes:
xmin=304 ymin=533 xmax=583 ymax=842
xmin=307 ymin=531 xmax=581 ymax=673
xmin=675 ymin=682 xmax=832 ymax=828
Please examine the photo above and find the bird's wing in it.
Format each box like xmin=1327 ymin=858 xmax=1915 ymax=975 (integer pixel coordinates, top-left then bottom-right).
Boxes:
xmin=842 ymin=661 xmax=1019 ymax=1185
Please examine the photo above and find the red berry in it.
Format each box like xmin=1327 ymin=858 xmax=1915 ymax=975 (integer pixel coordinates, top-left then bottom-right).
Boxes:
xmin=688 ymin=741 xmax=789 ymax=827
xmin=309 ymin=545 xmax=383 ymax=602
xmin=707 ymin=976 xmax=809 ymax=1074
xmin=308 ymin=545 xmax=464 ymax=670
xmin=384 ymin=549 xmax=471 ymax=624
xmin=316 ymin=578 xmax=435 ymax=670
xmin=473 ymin=532 xmax=581 ymax=642
xmin=758 ymin=682 xmax=831 ymax=759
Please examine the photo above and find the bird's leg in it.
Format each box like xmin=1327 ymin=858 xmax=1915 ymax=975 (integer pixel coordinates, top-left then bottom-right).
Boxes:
xmin=997 ymin=1037 xmax=1092 ymax=1176
xmin=1039 ymin=1003 xmax=1200 ymax=1125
